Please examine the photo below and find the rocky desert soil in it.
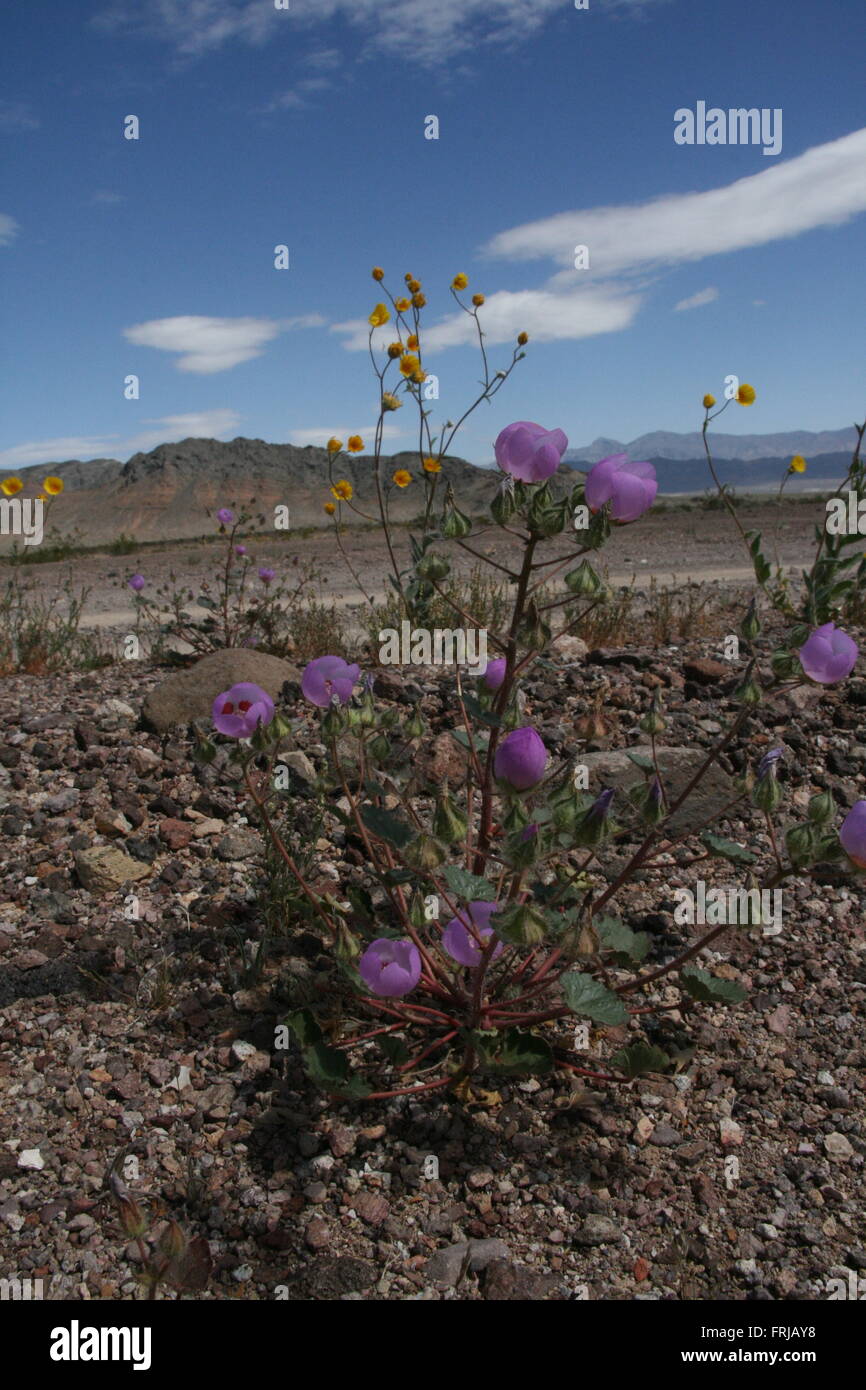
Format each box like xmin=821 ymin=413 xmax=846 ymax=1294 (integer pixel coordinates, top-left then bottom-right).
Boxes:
xmin=1 ymin=587 xmax=864 ymax=1303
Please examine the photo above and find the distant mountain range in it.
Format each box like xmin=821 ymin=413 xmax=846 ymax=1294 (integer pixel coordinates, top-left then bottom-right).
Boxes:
xmin=0 ymin=424 xmax=859 ymax=547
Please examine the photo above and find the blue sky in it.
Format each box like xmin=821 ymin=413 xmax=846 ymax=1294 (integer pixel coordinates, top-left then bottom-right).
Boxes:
xmin=2 ymin=0 xmax=866 ymax=471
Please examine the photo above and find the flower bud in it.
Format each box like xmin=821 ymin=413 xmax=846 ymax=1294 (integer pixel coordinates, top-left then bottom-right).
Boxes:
xmin=335 ymin=919 xmax=361 ymax=961
xmin=630 ymin=775 xmax=665 ymax=825
xmin=490 ymin=901 xmax=547 ymax=946
xmin=735 ymin=667 xmax=762 ymax=705
xmin=321 ymin=705 xmax=348 ymax=738
xmin=572 ymin=788 xmax=616 ymax=846
xmin=433 ymin=790 xmax=468 ymax=844
xmin=490 ymin=485 xmax=517 ymax=525
xmin=441 ymin=488 xmax=473 ymax=539
xmin=785 ymin=823 xmax=816 ymax=866
xmin=415 ymin=552 xmax=450 ymax=582
xmin=157 ymin=1219 xmax=187 ymax=1261
xmin=585 ymin=509 xmax=611 ymax=550
xmin=565 ymin=560 xmax=603 ymax=596
xmin=404 ymin=709 xmax=425 ymax=738
xmin=192 ymin=736 xmax=217 ymax=765
xmin=357 ymin=690 xmax=377 ymax=726
xmin=503 ymin=821 xmax=542 ymax=870
xmin=403 ymin=833 xmax=447 ymax=870
xmin=639 ymin=691 xmax=666 ymax=736
xmin=501 ymin=796 xmax=531 ymax=833
xmin=409 ymin=892 xmax=429 ymax=929
xmin=516 ymin=599 xmax=551 ymax=651
xmin=380 ymin=707 xmax=401 ymax=729
xmin=752 ymin=770 xmax=783 ymax=813
xmin=770 ymin=649 xmax=798 ymax=680
xmin=115 ymin=1194 xmax=147 ymax=1239
xmin=807 ymin=789 xmax=835 ymax=825
xmin=368 ymin=733 xmax=390 ymax=762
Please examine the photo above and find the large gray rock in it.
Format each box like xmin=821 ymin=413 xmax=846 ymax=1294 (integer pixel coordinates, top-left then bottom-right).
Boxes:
xmin=142 ymin=649 xmax=301 ymax=732
xmin=580 ymin=745 xmax=736 ymax=836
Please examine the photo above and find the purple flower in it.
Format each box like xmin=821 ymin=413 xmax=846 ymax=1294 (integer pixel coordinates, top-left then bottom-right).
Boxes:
xmin=258 ymin=567 xmax=275 ymax=584
xmin=585 ymin=454 xmax=657 ymax=522
xmin=589 ymin=788 xmax=615 ymax=819
xmin=127 ymin=573 xmax=146 ymax=592
xmin=217 ymin=508 xmax=234 ymax=526
xmin=798 ymin=623 xmax=858 ymax=685
xmin=494 ymin=421 xmax=568 ymax=484
xmin=442 ymin=901 xmax=504 ymax=968
xmin=301 ymin=655 xmax=361 ymax=708
xmin=757 ymin=747 xmax=784 ymax=779
xmin=483 ymin=658 xmax=507 ymax=691
xmin=235 ymin=544 xmax=247 ymax=557
xmin=358 ymin=938 xmax=422 ymax=997
xmin=493 ymin=726 xmax=548 ymax=791
xmin=212 ymin=682 xmax=274 ymax=738
xmin=840 ymin=801 xmax=866 ymax=869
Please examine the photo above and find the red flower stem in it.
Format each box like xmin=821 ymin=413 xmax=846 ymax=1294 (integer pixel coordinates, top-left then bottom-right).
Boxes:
xmin=334 ymin=1023 xmax=405 ymax=1048
xmin=554 ymin=1059 xmax=622 ymax=1083
xmin=363 ymin=1076 xmax=455 ymax=1101
xmin=398 ymin=1029 xmax=458 ymax=1073
xmin=242 ymin=768 xmax=337 ymax=941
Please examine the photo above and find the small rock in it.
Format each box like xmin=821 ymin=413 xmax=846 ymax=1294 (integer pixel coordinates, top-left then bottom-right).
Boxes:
xmin=18 ymin=1149 xmax=45 ymax=1170
xmin=353 ymin=1191 xmax=389 ymax=1227
xmin=824 ymin=1133 xmax=855 ymax=1162
xmin=574 ymin=1214 xmax=622 ymax=1246
xmin=720 ymin=1118 xmax=744 ymax=1147
xmin=215 ymin=830 xmax=260 ymax=861
xmin=159 ymin=818 xmax=193 ymax=850
xmin=75 ymin=845 xmax=151 ymax=893
xmin=305 ymin=1217 xmax=330 ymax=1251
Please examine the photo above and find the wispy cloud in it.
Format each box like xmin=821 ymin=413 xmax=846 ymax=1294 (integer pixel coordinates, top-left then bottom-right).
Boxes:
xmin=94 ymin=0 xmax=667 ymax=64
xmin=334 ymin=129 xmax=866 ymax=349
xmin=0 ymin=214 xmax=19 ymax=247
xmin=0 ymin=100 xmax=39 ymax=131
xmin=674 ymin=286 xmax=719 ymax=312
xmin=124 ymin=315 xmax=281 ymax=373
xmin=0 ymin=410 xmax=243 ymax=471
xmin=485 ymin=129 xmax=866 ymax=274
xmin=91 ymin=190 xmax=125 ymax=205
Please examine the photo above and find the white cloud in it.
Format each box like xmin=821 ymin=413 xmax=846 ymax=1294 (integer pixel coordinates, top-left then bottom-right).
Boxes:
xmin=485 ymin=129 xmax=866 ymax=273
xmin=287 ymin=423 xmax=402 ymax=447
xmin=332 ymin=128 xmax=866 ymax=352
xmin=124 ymin=315 xmax=282 ymax=373
xmin=0 ymin=214 xmax=19 ymax=247
xmin=0 ymin=410 xmax=243 ymax=471
xmin=92 ymin=190 xmax=125 ymax=204
xmin=94 ymin=0 xmax=667 ymax=64
xmin=674 ymin=286 xmax=719 ymax=312
xmin=280 ymin=313 xmax=327 ymax=330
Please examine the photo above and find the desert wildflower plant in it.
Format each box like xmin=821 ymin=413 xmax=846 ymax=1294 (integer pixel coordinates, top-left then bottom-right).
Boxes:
xmin=201 ymin=266 xmax=864 ymax=1104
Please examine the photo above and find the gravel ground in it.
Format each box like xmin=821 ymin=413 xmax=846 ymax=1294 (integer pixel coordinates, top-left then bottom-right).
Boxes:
xmin=0 ymin=635 xmax=864 ymax=1302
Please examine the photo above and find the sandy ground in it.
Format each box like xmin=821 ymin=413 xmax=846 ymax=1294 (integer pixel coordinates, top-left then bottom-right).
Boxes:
xmin=11 ymin=500 xmax=830 ymax=632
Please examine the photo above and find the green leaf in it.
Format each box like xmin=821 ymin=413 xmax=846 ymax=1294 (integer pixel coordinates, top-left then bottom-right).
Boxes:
xmin=441 ymin=865 xmax=498 ymax=903
xmin=376 ymin=1034 xmax=411 ymax=1065
xmin=680 ymin=967 xmax=747 ymax=1004
xmin=461 ymin=691 xmax=502 ymax=728
xmin=484 ymin=1029 xmax=553 ymax=1076
xmin=699 ymin=832 xmax=757 ymax=865
xmin=610 ymin=1042 xmax=670 ymax=1078
xmin=597 ymin=915 xmax=650 ymax=964
xmin=359 ymin=804 xmax=414 ymax=848
xmin=625 ymin=750 xmax=654 ymax=771
xmin=284 ymin=1009 xmax=322 ymax=1047
xmin=303 ymin=1041 xmax=372 ymax=1098
xmin=451 ymin=728 xmax=489 ymax=752
xmin=562 ymin=971 xmax=629 ymax=1025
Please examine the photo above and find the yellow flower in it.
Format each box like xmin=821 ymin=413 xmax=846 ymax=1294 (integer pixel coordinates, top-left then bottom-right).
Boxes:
xmin=43 ymin=476 xmax=64 ymax=495
xmin=395 ymin=297 xmax=411 ymax=312
xmin=737 ymin=383 xmax=756 ymax=406
xmin=703 ymin=394 xmax=716 ymax=409
xmin=347 ymin=435 xmax=364 ymax=453
xmin=387 ymin=341 xmax=404 ymax=358
xmin=472 ymin=294 xmax=485 ymax=307
xmin=411 ymin=292 xmax=426 ymax=308
xmin=382 ymin=392 xmax=402 ymax=412
xmin=452 ymin=273 xmax=469 ymax=290
xmin=331 ymin=480 xmax=353 ymax=501
xmin=1 ymin=476 xmax=23 ymax=496
xmin=790 ymin=455 xmax=807 ymax=473
xmin=392 ymin=469 xmax=412 ymax=488
xmin=324 ymin=501 xmax=336 ymax=515
xmin=517 ymin=332 xmax=528 ymax=345
xmin=327 ymin=437 xmax=343 ymax=453
xmin=404 ymin=273 xmax=414 ymax=284
xmin=37 ymin=492 xmax=49 ymax=502
xmin=407 ymin=333 xmax=419 ymax=350
xmin=422 ymin=457 xmax=441 ymax=473
xmin=407 ymin=278 xmax=421 ymax=293
xmin=372 ymin=267 xmax=385 ymax=281
xmin=399 ymin=353 xmax=420 ymax=377
xmin=368 ymin=302 xmax=391 ymax=327
xmin=411 ymin=368 xmax=427 ymax=384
